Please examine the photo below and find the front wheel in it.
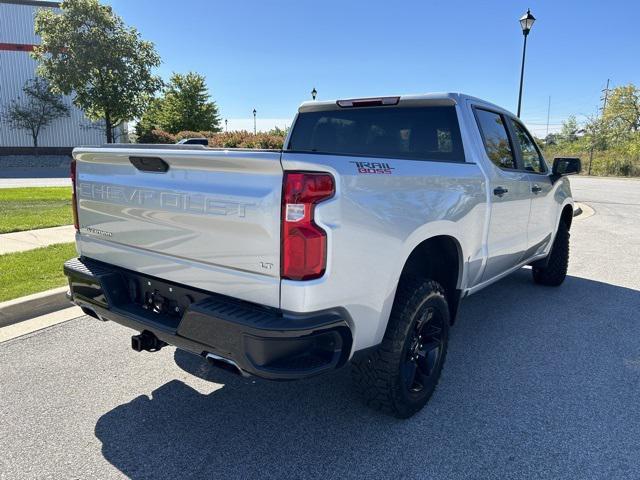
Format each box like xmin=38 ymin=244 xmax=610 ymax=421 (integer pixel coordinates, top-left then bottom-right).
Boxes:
xmin=351 ymin=277 xmax=450 ymax=418
xmin=532 ymin=221 xmax=570 ymax=286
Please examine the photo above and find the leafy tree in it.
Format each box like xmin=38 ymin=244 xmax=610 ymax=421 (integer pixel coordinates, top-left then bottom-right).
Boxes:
xmin=137 ymin=72 xmax=221 ymax=136
xmin=135 ymin=98 xmax=163 ymax=140
xmin=2 ymin=77 xmax=69 ymax=147
xmin=544 ymin=133 xmax=559 ymax=146
xmin=32 ymin=0 xmax=162 ymax=143
xmin=541 ymin=84 xmax=640 ymax=177
xmin=602 ymin=84 xmax=640 ymax=143
xmin=560 ymin=115 xmax=579 ymax=143
xmin=268 ymin=126 xmax=289 ymax=137
xmin=582 ymin=115 xmax=607 ymax=151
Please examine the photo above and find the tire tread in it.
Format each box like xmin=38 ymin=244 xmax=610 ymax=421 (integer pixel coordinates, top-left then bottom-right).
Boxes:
xmin=532 ymin=221 xmax=570 ymax=286
xmin=351 ymin=277 xmax=449 ymax=418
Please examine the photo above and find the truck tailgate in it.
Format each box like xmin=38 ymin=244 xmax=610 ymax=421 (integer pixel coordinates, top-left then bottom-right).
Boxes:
xmin=73 ymin=147 xmax=283 ymax=308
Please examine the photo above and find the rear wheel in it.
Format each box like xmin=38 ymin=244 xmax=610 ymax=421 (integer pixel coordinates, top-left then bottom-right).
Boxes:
xmin=532 ymin=221 xmax=570 ymax=286
xmin=351 ymin=277 xmax=449 ymax=418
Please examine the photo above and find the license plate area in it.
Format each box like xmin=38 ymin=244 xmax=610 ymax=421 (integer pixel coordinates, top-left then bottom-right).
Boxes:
xmin=116 ymin=271 xmax=210 ymax=330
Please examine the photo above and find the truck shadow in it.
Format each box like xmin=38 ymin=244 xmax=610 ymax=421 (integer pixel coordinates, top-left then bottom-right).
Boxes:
xmin=94 ymin=269 xmax=640 ymax=479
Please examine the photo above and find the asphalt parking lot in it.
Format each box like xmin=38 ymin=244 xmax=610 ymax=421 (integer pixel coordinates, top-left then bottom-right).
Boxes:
xmin=1 ymin=176 xmax=639 ymax=479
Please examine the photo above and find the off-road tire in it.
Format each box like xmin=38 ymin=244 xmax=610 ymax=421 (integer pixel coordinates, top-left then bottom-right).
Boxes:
xmin=532 ymin=221 xmax=570 ymax=286
xmin=351 ymin=277 xmax=450 ymax=419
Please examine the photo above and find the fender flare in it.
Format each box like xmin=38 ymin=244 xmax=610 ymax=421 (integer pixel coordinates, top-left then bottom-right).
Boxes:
xmin=372 ymin=224 xmax=467 ymax=343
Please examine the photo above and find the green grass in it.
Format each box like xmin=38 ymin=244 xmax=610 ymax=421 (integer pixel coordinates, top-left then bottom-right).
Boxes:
xmin=0 ymin=187 xmax=73 ymax=234
xmin=0 ymin=243 xmax=77 ymax=302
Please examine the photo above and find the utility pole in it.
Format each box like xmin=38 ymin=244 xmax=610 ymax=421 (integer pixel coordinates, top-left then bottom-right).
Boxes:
xmin=545 ymin=95 xmax=551 ymax=138
xmin=601 ymin=78 xmax=611 ymax=113
xmin=589 ymin=79 xmax=611 ymax=175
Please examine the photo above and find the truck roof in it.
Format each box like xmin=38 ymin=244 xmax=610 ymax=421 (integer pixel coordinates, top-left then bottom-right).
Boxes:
xmin=298 ymin=92 xmax=515 ymax=117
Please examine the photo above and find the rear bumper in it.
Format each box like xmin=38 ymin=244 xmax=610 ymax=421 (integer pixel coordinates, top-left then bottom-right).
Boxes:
xmin=64 ymin=257 xmax=352 ymax=380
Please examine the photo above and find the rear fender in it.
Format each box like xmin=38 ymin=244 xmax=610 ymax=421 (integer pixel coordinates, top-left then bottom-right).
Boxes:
xmin=375 ymin=223 xmax=467 ymax=342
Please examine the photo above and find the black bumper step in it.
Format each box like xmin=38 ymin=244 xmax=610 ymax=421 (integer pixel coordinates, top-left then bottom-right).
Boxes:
xmin=64 ymin=257 xmax=352 ymax=380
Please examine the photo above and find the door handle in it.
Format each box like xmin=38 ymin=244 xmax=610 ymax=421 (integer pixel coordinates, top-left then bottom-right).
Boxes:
xmin=531 ymin=184 xmax=542 ymax=194
xmin=493 ymin=187 xmax=509 ymax=197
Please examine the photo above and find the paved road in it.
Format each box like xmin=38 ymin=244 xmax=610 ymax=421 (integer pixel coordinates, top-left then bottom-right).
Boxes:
xmin=1 ymin=176 xmax=639 ymax=479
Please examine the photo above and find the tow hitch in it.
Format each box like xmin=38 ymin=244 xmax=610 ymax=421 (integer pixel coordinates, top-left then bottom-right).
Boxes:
xmin=131 ymin=331 xmax=167 ymax=352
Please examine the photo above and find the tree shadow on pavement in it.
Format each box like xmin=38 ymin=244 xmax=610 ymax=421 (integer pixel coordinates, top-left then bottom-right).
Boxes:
xmin=94 ymin=269 xmax=640 ymax=480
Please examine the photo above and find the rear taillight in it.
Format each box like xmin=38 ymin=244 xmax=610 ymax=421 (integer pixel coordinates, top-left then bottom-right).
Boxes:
xmin=281 ymin=172 xmax=335 ymax=280
xmin=70 ymin=159 xmax=79 ymax=230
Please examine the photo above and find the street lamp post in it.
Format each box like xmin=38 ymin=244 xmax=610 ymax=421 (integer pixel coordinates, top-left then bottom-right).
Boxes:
xmin=225 ymin=118 xmax=228 ymax=132
xmin=311 ymin=87 xmax=317 ymax=100
xmin=517 ymin=8 xmax=536 ymax=118
xmin=253 ymin=109 xmax=257 ymax=135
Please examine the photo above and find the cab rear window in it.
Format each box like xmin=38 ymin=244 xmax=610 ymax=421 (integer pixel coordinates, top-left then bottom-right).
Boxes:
xmin=287 ymin=106 xmax=465 ymax=162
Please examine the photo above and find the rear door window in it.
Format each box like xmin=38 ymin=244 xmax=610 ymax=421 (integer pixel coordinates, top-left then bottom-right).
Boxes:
xmin=511 ymin=120 xmax=547 ymax=173
xmin=287 ymin=106 xmax=465 ymax=162
xmin=474 ymin=109 xmax=516 ymax=170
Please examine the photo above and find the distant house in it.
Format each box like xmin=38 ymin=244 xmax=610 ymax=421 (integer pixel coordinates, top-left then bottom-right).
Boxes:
xmin=0 ymin=0 xmax=123 ymax=148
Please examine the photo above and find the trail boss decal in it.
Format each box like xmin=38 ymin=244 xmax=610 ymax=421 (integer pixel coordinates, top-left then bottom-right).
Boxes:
xmin=350 ymin=161 xmax=395 ymax=175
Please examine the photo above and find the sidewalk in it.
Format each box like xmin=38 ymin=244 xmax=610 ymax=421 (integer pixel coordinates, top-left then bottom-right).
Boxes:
xmin=0 ymin=225 xmax=75 ymax=255
xmin=0 ymin=177 xmax=71 ymax=188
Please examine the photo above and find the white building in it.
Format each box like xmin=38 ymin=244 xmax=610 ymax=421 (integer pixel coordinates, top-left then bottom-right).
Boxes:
xmin=0 ymin=0 xmax=110 ymax=147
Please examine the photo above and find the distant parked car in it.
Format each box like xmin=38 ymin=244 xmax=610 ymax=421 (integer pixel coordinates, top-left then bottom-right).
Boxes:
xmin=176 ymin=138 xmax=208 ymax=146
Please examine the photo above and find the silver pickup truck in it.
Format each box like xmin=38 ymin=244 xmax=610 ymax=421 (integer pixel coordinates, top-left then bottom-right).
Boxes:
xmin=64 ymin=93 xmax=580 ymax=418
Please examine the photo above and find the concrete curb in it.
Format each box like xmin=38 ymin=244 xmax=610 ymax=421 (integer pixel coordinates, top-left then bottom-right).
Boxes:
xmin=0 ymin=286 xmax=71 ymax=328
xmin=574 ymin=202 xmax=595 ymax=220
xmin=0 ymin=307 xmax=83 ymax=344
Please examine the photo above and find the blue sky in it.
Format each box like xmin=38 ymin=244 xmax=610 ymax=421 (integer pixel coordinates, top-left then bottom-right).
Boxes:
xmin=104 ymin=0 xmax=638 ymax=135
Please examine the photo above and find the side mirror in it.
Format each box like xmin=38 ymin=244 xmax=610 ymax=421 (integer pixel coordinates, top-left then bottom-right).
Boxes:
xmin=552 ymin=157 xmax=581 ymax=180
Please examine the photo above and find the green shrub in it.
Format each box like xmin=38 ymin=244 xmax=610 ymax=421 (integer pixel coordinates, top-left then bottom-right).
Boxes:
xmin=543 ymin=146 xmax=640 ymax=177
xmin=137 ymin=129 xmax=176 ymax=144
xmin=137 ymin=128 xmax=287 ymax=149
xmin=174 ymin=130 xmax=205 ymax=142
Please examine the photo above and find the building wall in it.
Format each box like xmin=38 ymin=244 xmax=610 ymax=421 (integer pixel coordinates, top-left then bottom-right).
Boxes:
xmin=0 ymin=1 xmax=114 ymax=147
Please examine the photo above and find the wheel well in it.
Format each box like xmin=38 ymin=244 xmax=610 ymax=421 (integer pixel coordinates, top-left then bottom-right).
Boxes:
xmin=398 ymin=236 xmax=462 ymax=323
xmin=561 ymin=204 xmax=573 ymax=230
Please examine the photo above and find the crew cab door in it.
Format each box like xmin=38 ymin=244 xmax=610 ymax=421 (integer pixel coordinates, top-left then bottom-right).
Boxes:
xmin=507 ymin=118 xmax=556 ymax=258
xmin=473 ymin=108 xmax=531 ymax=282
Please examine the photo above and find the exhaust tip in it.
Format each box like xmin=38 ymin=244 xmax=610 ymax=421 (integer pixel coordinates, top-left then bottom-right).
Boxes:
xmin=205 ymin=352 xmax=246 ymax=376
xmin=80 ymin=306 xmax=102 ymax=321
